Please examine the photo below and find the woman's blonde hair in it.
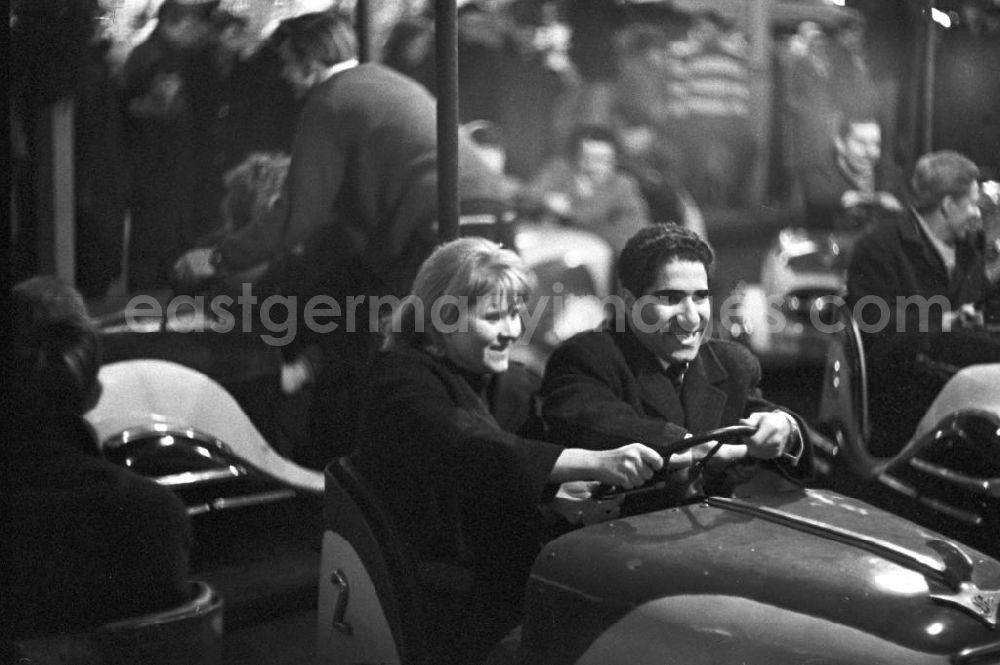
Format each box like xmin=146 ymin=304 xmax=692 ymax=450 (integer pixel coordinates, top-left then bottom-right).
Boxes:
xmin=383 ymin=237 xmax=536 ymax=351
xmin=220 ymin=152 xmax=291 ymax=232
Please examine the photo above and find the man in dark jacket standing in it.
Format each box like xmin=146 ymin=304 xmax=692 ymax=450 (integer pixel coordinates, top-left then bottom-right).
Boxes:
xmin=173 ymin=11 xmax=504 ymax=464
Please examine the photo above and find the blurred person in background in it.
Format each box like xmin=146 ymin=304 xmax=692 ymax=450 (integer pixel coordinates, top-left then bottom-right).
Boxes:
xmin=210 ymin=8 xmax=302 ymax=173
xmin=829 ymin=15 xmax=878 ymax=121
xmin=847 ymin=151 xmax=1000 ymax=454
xmin=783 ymin=21 xmax=837 ymax=184
xmin=670 ymin=10 xmax=754 ymax=207
xmin=121 ymin=0 xmax=220 ymax=290
xmin=173 ymin=11 xmax=505 ymax=465
xmin=800 ymin=116 xmax=905 ymax=230
xmin=524 ymin=124 xmax=650 ymax=256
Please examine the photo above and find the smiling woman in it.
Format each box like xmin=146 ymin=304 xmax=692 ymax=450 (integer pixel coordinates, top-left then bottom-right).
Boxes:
xmin=350 ymin=237 xmax=664 ymax=665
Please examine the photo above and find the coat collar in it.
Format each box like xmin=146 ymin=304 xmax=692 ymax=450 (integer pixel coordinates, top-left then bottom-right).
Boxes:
xmin=614 ymin=324 xmax=729 ymax=430
xmin=899 ymin=209 xmax=950 ymax=283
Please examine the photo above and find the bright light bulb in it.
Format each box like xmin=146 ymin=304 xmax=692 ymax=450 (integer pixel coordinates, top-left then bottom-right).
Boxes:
xmin=931 ymin=8 xmax=952 ymax=28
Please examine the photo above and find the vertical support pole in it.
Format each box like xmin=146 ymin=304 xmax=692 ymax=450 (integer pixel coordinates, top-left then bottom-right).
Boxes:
xmin=746 ymin=0 xmax=774 ymax=206
xmin=921 ymin=0 xmax=937 ymax=154
xmin=35 ymin=98 xmax=76 ymax=285
xmin=355 ymin=0 xmax=371 ymax=64
xmin=435 ymin=0 xmax=460 ymax=242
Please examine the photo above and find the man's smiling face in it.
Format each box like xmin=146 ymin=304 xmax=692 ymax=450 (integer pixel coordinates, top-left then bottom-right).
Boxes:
xmin=627 ymin=259 xmax=711 ymax=365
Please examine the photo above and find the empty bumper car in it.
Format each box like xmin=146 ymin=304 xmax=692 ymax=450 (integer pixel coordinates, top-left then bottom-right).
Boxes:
xmin=727 ymin=227 xmax=849 ymax=367
xmin=814 ymin=304 xmax=1000 ymax=559
xmin=87 ymin=358 xmax=323 ymax=516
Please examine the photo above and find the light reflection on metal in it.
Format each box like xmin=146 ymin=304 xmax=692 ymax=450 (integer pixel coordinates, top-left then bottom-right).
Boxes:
xmin=869 ymin=563 xmax=928 ymax=595
xmin=211 ymin=490 xmax=297 ymax=511
xmin=156 ymin=468 xmax=244 ymax=487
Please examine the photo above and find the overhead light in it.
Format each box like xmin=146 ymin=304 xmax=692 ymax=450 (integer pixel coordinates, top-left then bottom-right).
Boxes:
xmin=931 ymin=7 xmax=952 ymax=28
xmin=829 ymin=0 xmax=846 ymax=6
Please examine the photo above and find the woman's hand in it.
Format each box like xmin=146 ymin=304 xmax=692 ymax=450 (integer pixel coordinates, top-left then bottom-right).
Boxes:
xmin=551 ymin=443 xmax=663 ymax=489
xmin=546 ymin=481 xmax=624 ymax=525
xmin=587 ymin=443 xmax=664 ymax=488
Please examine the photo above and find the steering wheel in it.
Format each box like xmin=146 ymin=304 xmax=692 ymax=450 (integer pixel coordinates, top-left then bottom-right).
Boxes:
xmin=592 ymin=424 xmax=758 ymax=501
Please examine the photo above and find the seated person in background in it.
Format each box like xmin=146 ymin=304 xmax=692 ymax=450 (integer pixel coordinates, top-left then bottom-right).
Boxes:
xmin=541 ymin=224 xmax=813 ymax=507
xmin=4 ymin=277 xmax=192 ymax=642
xmin=847 ymin=150 xmax=1000 ymax=454
xmin=800 ymin=116 xmax=905 ymax=230
xmin=350 ymin=238 xmax=663 ymax=665
xmin=524 ymin=124 xmax=651 ymax=255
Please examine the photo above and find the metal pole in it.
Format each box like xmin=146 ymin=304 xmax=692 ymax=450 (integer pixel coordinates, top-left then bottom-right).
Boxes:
xmin=922 ymin=0 xmax=937 ymax=154
xmin=435 ymin=0 xmax=460 ymax=242
xmin=746 ymin=0 xmax=774 ymax=206
xmin=355 ymin=0 xmax=371 ymax=63
xmin=35 ymin=98 xmax=76 ymax=285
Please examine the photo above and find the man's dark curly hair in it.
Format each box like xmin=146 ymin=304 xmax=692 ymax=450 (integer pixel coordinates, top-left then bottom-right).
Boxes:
xmin=618 ymin=223 xmax=714 ymax=296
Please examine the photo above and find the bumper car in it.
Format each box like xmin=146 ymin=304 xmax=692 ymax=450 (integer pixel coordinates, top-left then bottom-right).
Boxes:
xmin=89 ymin=288 xmax=326 ymax=517
xmin=86 ymin=357 xmax=323 ymax=516
xmin=316 ymin=426 xmax=1000 ymax=665
xmin=726 ymin=226 xmax=851 ymax=367
xmin=813 ymin=303 xmax=1000 ymax=560
xmin=13 ymin=581 xmax=224 ymax=665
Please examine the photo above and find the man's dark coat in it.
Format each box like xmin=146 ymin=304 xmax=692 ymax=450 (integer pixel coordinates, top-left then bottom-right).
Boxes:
xmin=541 ymin=326 xmax=813 ymax=500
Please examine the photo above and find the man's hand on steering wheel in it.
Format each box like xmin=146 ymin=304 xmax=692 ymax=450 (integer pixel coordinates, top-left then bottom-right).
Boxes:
xmin=739 ymin=411 xmax=795 ymax=460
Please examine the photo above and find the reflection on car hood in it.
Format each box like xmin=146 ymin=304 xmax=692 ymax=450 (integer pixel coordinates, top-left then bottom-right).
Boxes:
xmin=527 ymin=488 xmax=1000 ymax=661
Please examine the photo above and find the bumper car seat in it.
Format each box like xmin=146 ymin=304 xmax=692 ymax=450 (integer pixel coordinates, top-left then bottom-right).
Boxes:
xmin=317 ymin=457 xmax=474 ymax=665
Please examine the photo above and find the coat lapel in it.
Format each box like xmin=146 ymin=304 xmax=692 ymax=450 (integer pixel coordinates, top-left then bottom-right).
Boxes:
xmin=616 ymin=326 xmax=687 ymax=424
xmin=682 ymin=344 xmax=729 ymax=433
xmin=637 ymin=367 xmax=687 ymax=424
xmin=900 ymin=211 xmax=950 ymax=286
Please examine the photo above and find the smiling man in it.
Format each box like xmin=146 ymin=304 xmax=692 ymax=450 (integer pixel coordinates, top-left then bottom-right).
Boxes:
xmin=800 ymin=116 xmax=905 ymax=230
xmin=541 ymin=223 xmax=812 ymax=504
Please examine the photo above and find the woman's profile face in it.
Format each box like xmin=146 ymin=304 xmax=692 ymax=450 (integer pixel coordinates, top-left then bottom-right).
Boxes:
xmin=441 ymin=292 xmax=524 ymax=375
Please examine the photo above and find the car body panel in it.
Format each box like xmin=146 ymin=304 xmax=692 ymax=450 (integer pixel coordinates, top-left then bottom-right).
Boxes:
xmin=815 ymin=302 xmax=1000 ymax=555
xmin=86 ymin=359 xmax=323 ymax=513
xmin=729 ymin=228 xmax=852 ymax=366
xmin=522 ymin=487 xmax=1000 ymax=665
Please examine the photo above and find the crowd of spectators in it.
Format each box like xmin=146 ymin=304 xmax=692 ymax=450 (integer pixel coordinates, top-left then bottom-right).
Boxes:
xmin=10 ymin=0 xmax=891 ymax=303
xmin=11 ymin=0 xmax=301 ymax=296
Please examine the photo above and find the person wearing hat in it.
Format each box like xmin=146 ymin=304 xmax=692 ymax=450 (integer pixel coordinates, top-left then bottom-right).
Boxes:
xmin=847 ymin=150 xmax=1000 ymax=454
